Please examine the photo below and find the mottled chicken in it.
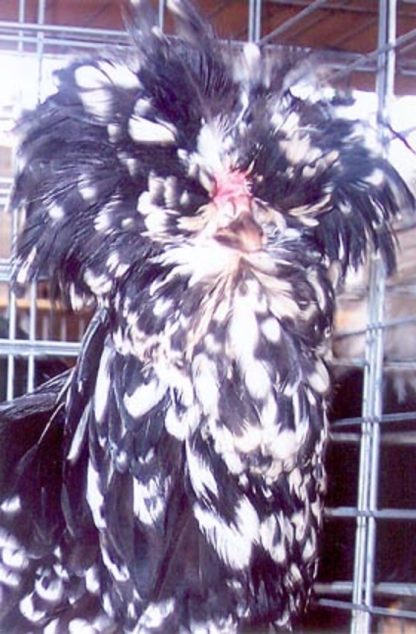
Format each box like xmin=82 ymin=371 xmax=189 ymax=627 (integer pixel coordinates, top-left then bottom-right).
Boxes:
xmin=0 ymin=0 xmax=412 ymax=632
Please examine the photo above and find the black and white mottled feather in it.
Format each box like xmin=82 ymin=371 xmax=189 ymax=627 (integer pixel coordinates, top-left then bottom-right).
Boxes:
xmin=1 ymin=0 xmax=413 ymax=631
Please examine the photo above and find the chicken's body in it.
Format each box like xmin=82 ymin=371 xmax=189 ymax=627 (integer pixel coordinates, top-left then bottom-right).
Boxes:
xmin=0 ymin=1 xmax=411 ymax=631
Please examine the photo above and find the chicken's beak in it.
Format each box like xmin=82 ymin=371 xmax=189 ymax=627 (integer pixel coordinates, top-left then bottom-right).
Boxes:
xmin=211 ymin=170 xmax=264 ymax=252
xmin=215 ymin=211 xmax=264 ymax=252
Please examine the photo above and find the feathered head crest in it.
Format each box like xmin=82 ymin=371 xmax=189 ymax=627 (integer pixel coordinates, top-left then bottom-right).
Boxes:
xmin=11 ymin=0 xmax=413 ymax=307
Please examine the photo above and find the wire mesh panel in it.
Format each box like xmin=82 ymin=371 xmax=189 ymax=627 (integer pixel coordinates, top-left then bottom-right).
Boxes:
xmin=0 ymin=1 xmax=415 ymax=632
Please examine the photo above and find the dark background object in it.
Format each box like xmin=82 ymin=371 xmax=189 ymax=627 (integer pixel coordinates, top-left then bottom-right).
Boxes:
xmin=301 ymin=365 xmax=416 ymax=632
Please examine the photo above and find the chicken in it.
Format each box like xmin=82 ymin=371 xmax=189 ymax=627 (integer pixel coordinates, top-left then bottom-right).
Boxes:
xmin=0 ymin=0 xmax=412 ymax=631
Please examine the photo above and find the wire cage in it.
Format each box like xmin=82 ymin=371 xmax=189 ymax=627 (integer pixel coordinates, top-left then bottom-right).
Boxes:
xmin=0 ymin=1 xmax=415 ymax=632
